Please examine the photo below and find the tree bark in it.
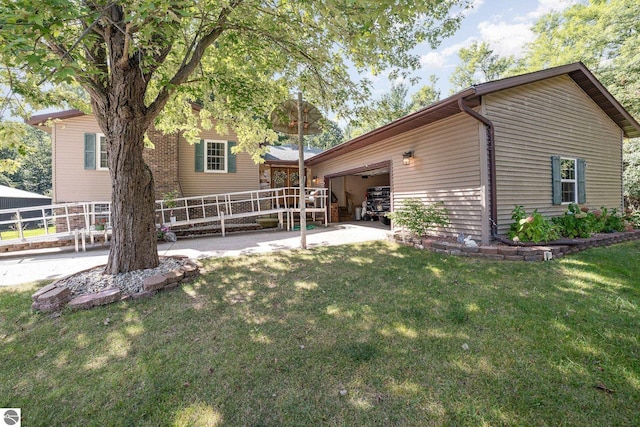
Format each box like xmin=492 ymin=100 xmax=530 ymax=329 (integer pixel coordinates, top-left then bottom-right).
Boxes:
xmin=103 ymin=116 xmax=159 ymax=274
xmin=92 ymin=58 xmax=159 ymax=274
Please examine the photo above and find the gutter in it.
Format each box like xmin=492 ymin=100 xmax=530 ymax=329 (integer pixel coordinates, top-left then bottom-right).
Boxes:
xmin=457 ymin=96 xmax=498 ymax=239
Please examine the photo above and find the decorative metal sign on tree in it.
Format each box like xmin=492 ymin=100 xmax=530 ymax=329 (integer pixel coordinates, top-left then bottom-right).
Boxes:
xmin=0 ymin=0 xmax=469 ymax=274
xmin=270 ymin=92 xmax=322 ymax=249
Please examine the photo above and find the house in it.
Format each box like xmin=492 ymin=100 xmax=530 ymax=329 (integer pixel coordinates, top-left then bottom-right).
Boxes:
xmin=26 ymin=112 xmax=321 ymax=204
xmin=307 ymin=62 xmax=640 ymax=243
xmin=28 ymin=62 xmax=640 ymax=243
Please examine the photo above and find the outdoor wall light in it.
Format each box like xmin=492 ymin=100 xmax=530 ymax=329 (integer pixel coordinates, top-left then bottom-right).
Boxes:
xmin=402 ymin=151 xmax=414 ymax=165
xmin=312 ymin=175 xmax=318 ymax=183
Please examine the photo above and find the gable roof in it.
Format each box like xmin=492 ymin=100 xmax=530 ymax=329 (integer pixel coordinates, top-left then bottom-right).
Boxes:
xmin=0 ymin=184 xmax=50 ymax=199
xmin=307 ymin=62 xmax=640 ymax=166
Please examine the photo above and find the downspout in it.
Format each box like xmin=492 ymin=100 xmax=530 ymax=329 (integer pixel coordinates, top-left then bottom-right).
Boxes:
xmin=458 ymin=97 xmax=499 ymax=240
xmin=458 ymin=97 xmax=583 ymax=247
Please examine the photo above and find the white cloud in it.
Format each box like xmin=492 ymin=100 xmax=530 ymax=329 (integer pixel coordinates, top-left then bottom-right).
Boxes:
xmin=525 ymin=0 xmax=580 ymax=20
xmin=420 ymin=38 xmax=477 ymax=69
xmin=478 ymin=21 xmax=534 ymax=58
xmin=476 ymin=0 xmax=579 ymax=58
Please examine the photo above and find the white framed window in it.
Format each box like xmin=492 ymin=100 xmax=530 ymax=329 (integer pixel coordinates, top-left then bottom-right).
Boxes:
xmin=560 ymin=158 xmax=577 ymax=204
xmin=204 ymin=140 xmax=227 ymax=173
xmin=97 ymin=134 xmax=108 ymax=170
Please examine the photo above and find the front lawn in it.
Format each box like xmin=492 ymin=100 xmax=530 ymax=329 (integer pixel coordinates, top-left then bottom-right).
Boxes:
xmin=0 ymin=226 xmax=56 ymax=240
xmin=1 ymin=240 xmax=638 ymax=426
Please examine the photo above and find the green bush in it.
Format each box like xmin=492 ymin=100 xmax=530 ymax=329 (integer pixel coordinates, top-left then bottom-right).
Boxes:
xmin=386 ymin=199 xmax=449 ymax=237
xmin=509 ymin=205 xmax=560 ymax=243
xmin=552 ymin=204 xmax=592 ymax=238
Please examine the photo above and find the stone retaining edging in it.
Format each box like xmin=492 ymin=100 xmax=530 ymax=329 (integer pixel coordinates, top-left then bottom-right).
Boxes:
xmin=31 ymin=256 xmax=201 ymax=313
xmin=390 ymin=230 xmax=640 ymax=261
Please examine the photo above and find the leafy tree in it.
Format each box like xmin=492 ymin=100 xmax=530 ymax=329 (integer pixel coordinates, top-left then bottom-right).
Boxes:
xmin=352 ymin=83 xmax=413 ymax=135
xmin=0 ymin=125 xmax=52 ymax=195
xmin=304 ymin=120 xmax=344 ymax=150
xmin=624 ymin=139 xmax=640 ymax=206
xmin=0 ymin=0 xmax=468 ymax=273
xmin=449 ymin=41 xmax=514 ymax=92
xmin=410 ymin=75 xmax=441 ymax=110
xmin=348 ymin=76 xmax=441 ymax=138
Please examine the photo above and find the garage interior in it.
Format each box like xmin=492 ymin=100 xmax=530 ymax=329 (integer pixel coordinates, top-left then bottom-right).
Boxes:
xmin=327 ymin=165 xmax=390 ymax=223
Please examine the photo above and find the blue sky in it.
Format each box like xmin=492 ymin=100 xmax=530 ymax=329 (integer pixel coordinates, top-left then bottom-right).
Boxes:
xmin=364 ymin=0 xmax=581 ymax=98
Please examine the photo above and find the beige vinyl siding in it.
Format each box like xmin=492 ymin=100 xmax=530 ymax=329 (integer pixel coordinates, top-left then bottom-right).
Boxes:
xmin=53 ymin=114 xmax=259 ymax=203
xmin=52 ymin=115 xmax=111 ymax=203
xmin=312 ymin=113 xmax=484 ymax=239
xmin=486 ymin=75 xmax=623 ymax=234
xmin=178 ymin=128 xmax=259 ymax=196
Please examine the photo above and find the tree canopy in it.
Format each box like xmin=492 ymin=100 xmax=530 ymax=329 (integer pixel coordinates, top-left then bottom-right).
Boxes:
xmin=0 ymin=0 xmax=469 ymax=154
xmin=449 ymin=41 xmax=514 ymax=92
xmin=347 ymin=76 xmax=441 ymax=138
xmin=0 ymin=0 xmax=469 ymax=273
xmin=0 ymin=125 xmax=51 ymax=195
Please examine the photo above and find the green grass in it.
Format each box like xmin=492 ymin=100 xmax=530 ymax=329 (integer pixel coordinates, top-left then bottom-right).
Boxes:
xmin=0 ymin=226 xmax=56 ymax=240
xmin=1 ymin=240 xmax=639 ymax=426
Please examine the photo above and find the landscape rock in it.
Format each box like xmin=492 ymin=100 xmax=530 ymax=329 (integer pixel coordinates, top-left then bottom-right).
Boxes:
xmin=143 ymin=275 xmax=169 ymax=292
xmin=36 ymin=286 xmax=71 ymax=305
xmin=68 ymin=287 xmax=122 ymax=310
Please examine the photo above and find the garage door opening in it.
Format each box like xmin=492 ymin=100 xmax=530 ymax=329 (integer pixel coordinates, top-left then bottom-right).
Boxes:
xmin=327 ymin=163 xmax=390 ymax=225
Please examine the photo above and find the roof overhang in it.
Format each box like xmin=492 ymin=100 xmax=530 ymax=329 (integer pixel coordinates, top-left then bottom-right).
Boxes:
xmin=307 ymin=62 xmax=640 ymax=166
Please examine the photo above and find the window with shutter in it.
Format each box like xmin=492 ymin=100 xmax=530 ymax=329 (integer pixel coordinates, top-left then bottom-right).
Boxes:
xmin=195 ymin=139 xmax=237 ymax=173
xmin=552 ymin=156 xmax=586 ymax=204
xmin=84 ymin=133 xmax=96 ymax=170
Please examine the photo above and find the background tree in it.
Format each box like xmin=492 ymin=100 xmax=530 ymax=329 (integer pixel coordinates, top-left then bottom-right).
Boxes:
xmin=351 ymin=83 xmax=413 ymax=135
xmin=623 ymin=139 xmax=640 ymax=207
xmin=348 ymin=76 xmax=441 ymax=138
xmin=0 ymin=0 xmax=468 ymax=273
xmin=449 ymin=41 xmax=514 ymax=92
xmin=410 ymin=75 xmax=441 ymax=110
xmin=0 ymin=125 xmax=52 ymax=195
xmin=304 ymin=120 xmax=345 ymax=150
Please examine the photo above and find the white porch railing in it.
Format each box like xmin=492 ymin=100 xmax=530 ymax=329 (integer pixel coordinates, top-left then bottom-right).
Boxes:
xmin=0 ymin=187 xmax=327 ymax=249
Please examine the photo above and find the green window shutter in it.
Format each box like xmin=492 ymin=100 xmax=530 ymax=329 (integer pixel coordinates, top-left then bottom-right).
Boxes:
xmin=227 ymin=141 xmax=237 ymax=173
xmin=577 ymin=158 xmax=586 ymax=204
xmin=194 ymin=139 xmax=204 ymax=172
xmin=84 ymin=133 xmax=96 ymax=170
xmin=551 ymin=156 xmax=561 ymax=205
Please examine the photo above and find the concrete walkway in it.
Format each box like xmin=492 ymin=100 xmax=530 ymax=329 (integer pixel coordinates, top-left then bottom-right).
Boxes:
xmin=0 ymin=222 xmax=390 ymax=287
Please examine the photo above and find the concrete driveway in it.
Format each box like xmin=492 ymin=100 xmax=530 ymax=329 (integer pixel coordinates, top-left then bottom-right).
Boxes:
xmin=0 ymin=222 xmax=390 ymax=287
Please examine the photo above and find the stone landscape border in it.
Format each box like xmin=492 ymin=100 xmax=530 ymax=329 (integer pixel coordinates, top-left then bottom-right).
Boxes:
xmin=31 ymin=256 xmax=201 ymax=313
xmin=391 ymin=230 xmax=640 ymax=261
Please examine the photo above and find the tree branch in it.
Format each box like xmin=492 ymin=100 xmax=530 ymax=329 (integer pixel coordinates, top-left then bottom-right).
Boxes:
xmin=146 ymin=0 xmax=243 ymax=121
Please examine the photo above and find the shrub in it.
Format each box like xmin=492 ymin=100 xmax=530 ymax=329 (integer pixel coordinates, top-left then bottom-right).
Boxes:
xmin=552 ymin=203 xmax=593 ymax=238
xmin=509 ymin=205 xmax=559 ymax=243
xmin=386 ymin=199 xmax=449 ymax=237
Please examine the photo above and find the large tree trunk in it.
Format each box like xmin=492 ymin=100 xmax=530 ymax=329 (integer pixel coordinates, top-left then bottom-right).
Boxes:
xmin=92 ymin=54 xmax=160 ymax=274
xmin=104 ymin=116 xmax=159 ymax=274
